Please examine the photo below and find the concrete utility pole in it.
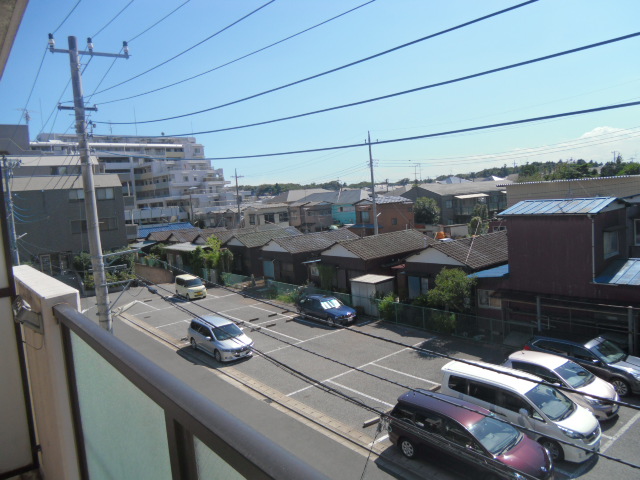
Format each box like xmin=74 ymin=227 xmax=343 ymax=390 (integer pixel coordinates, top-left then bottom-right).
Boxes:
xmin=367 ymin=132 xmax=379 ymax=235
xmin=2 ymin=155 xmax=20 ymax=265
xmin=233 ymin=169 xmax=244 ymax=228
xmin=49 ymin=35 xmax=129 ymax=332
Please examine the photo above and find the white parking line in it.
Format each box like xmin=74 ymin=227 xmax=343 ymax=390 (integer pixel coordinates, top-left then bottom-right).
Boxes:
xmin=370 ymin=363 xmax=439 ymax=386
xmin=157 ymin=319 xmax=191 ymax=328
xmin=327 ymin=380 xmax=395 ymax=408
xmin=601 ymin=410 xmax=640 ymax=454
xmin=369 ymin=434 xmax=389 ymax=447
xmin=287 ymin=343 xmax=423 ymax=397
xmin=223 ymin=312 xmax=304 ymax=343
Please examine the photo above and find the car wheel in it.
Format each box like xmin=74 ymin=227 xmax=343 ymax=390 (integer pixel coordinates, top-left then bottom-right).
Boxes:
xmin=214 ymin=350 xmax=222 ymax=363
xmin=611 ymin=378 xmax=630 ymax=397
xmin=399 ymin=437 xmax=417 ymax=459
xmin=190 ymin=338 xmax=197 ymax=350
xmin=327 ymin=317 xmax=335 ymax=327
xmin=539 ymin=438 xmax=564 ymax=462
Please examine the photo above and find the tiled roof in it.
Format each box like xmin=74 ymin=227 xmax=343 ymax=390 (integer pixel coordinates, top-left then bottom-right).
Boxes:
xmin=230 ymin=227 xmax=302 ymax=248
xmin=357 ymin=195 xmax=412 ymax=205
xmin=499 ymin=197 xmax=619 ymax=216
xmin=298 ymin=189 xmax=370 ymax=205
xmin=334 ymin=229 xmax=433 ymax=260
xmin=138 ymin=222 xmax=195 ymax=239
xmin=430 ymin=230 xmax=508 ymax=270
xmin=209 ymin=224 xmax=287 ymax=244
xmin=147 ymin=228 xmax=201 ymax=243
xmin=269 ymin=229 xmax=359 ymax=254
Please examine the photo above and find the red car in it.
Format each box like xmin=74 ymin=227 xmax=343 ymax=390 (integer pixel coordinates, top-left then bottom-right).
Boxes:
xmin=388 ymin=389 xmax=554 ymax=480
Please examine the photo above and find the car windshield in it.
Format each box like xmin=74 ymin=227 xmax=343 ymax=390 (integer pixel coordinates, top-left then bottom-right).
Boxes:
xmin=320 ymin=298 xmax=342 ymax=309
xmin=469 ymin=417 xmax=522 ymax=456
xmin=525 ymin=384 xmax=575 ymax=421
xmin=591 ymin=339 xmax=626 ymax=364
xmin=555 ymin=361 xmax=594 ymax=388
xmin=214 ymin=323 xmax=243 ymax=341
xmin=184 ymin=278 xmax=203 ymax=287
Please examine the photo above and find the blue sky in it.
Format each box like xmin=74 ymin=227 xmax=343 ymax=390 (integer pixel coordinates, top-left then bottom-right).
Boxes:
xmin=1 ymin=0 xmax=640 ymax=186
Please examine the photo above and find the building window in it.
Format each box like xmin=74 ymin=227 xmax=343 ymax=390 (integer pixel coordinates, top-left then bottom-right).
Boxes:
xmin=635 ymin=219 xmax=640 ymax=245
xmin=361 ymin=211 xmax=370 ymax=222
xmin=392 ymin=218 xmax=398 ymax=225
xmin=478 ymin=289 xmax=501 ymax=309
xmin=249 ymin=214 xmax=256 ymax=225
xmin=96 ymin=187 xmax=114 ymax=200
xmin=279 ymin=211 xmax=289 ymax=222
xmin=264 ymin=213 xmax=275 ymax=224
xmin=603 ymin=231 xmax=619 ymax=259
xmin=69 ymin=189 xmax=85 ymax=201
xmin=445 ymin=200 xmax=453 ymax=208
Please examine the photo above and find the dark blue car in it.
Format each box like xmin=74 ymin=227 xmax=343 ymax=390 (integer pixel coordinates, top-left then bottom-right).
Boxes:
xmin=296 ymin=294 xmax=356 ymax=326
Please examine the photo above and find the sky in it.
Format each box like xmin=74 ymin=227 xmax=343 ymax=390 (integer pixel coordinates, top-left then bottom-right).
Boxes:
xmin=1 ymin=0 xmax=640 ymax=186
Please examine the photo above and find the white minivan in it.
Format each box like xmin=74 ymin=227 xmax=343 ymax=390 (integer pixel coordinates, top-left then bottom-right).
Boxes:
xmin=175 ymin=274 xmax=207 ymax=300
xmin=440 ymin=360 xmax=601 ymax=463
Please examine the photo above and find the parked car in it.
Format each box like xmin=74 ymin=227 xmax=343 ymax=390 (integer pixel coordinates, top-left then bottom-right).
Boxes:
xmin=187 ymin=315 xmax=253 ymax=363
xmin=525 ymin=335 xmax=640 ymax=397
xmin=175 ymin=274 xmax=207 ymax=300
xmin=440 ymin=360 xmax=601 ymax=463
xmin=503 ymin=350 xmax=619 ymax=421
xmin=387 ymin=389 xmax=554 ymax=480
xmin=296 ymin=294 xmax=356 ymax=326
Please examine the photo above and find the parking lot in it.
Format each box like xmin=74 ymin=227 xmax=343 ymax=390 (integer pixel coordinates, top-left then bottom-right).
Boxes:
xmin=91 ymin=282 xmax=640 ymax=480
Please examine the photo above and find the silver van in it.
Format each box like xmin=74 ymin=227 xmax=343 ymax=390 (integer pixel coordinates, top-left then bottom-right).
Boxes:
xmin=440 ymin=360 xmax=601 ymax=463
xmin=187 ymin=315 xmax=253 ymax=363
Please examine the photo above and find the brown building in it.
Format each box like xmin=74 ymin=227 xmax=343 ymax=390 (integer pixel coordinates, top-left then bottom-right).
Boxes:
xmin=350 ymin=196 xmax=415 ymax=237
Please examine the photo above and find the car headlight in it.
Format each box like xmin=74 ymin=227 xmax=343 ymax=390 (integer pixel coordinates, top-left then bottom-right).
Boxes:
xmin=584 ymin=395 xmax=604 ymax=406
xmin=559 ymin=426 xmax=586 ymax=440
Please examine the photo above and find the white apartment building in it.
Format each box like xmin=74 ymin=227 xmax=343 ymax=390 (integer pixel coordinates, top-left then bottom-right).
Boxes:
xmin=32 ymin=133 xmax=231 ymax=226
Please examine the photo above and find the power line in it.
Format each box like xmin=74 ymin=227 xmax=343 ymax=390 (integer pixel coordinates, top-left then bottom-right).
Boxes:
xmin=91 ymin=0 xmax=135 ymax=39
xmin=162 ymin=31 xmax=640 ymax=137
xmin=194 ymin=100 xmax=640 ymax=160
xmin=52 ymin=0 xmax=82 ymax=34
xmin=127 ymin=0 xmax=192 ymax=43
xmin=95 ymin=0 xmax=539 ymax=125
xmin=96 ymin=0 xmax=377 ymax=105
xmin=91 ymin=0 xmax=276 ymax=97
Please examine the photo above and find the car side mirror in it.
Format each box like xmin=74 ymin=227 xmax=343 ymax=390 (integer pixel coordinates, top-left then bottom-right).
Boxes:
xmin=592 ymin=358 xmax=602 ymax=366
xmin=205 ymin=336 xmax=212 ymax=341
xmin=518 ymin=408 xmax=529 ymax=418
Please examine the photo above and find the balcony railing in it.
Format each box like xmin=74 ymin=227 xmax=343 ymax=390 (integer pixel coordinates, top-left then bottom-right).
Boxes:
xmin=12 ymin=266 xmax=327 ymax=480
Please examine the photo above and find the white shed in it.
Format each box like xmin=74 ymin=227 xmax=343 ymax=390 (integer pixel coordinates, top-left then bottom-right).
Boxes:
xmin=349 ymin=274 xmax=395 ymax=316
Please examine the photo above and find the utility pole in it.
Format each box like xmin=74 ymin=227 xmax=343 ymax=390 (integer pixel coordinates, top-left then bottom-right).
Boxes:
xmin=2 ymin=154 xmax=20 ymax=265
xmin=233 ymin=169 xmax=244 ymax=228
xmin=367 ymin=132 xmax=379 ymax=236
xmin=49 ymin=34 xmax=129 ymax=332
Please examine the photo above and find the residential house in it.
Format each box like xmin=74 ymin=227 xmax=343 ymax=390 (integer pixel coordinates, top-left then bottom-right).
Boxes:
xmin=10 ymin=174 xmax=127 ymax=275
xmin=288 ymin=201 xmax=333 ymax=233
xmin=350 ymin=196 xmax=414 ymax=236
xmin=473 ymin=197 xmax=640 ymax=351
xmin=292 ymin=189 xmax=370 ymax=226
xmin=389 ymin=180 xmax=510 ymax=225
xmin=243 ymin=203 xmax=291 ymax=228
xmin=224 ymin=226 xmax=302 ymax=277
xmin=317 ymin=229 xmax=431 ymax=291
xmin=10 ymin=154 xmax=101 ymax=176
xmin=402 ymin=230 xmax=508 ymax=299
xmin=261 ymin=229 xmax=359 ymax=284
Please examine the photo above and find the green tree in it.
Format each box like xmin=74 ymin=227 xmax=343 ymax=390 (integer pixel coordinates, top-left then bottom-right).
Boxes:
xmin=468 ymin=216 xmax=487 ymax=235
xmin=427 ymin=268 xmax=476 ymax=313
xmin=472 ymin=203 xmax=488 ymax=221
xmin=414 ymin=197 xmax=440 ymax=224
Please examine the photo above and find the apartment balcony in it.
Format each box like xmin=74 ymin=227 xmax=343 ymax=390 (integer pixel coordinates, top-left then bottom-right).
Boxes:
xmin=2 ymin=266 xmax=326 ymax=480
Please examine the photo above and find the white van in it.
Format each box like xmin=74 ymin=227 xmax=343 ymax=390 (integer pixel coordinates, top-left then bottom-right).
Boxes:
xmin=175 ymin=274 xmax=207 ymax=300
xmin=440 ymin=360 xmax=601 ymax=463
